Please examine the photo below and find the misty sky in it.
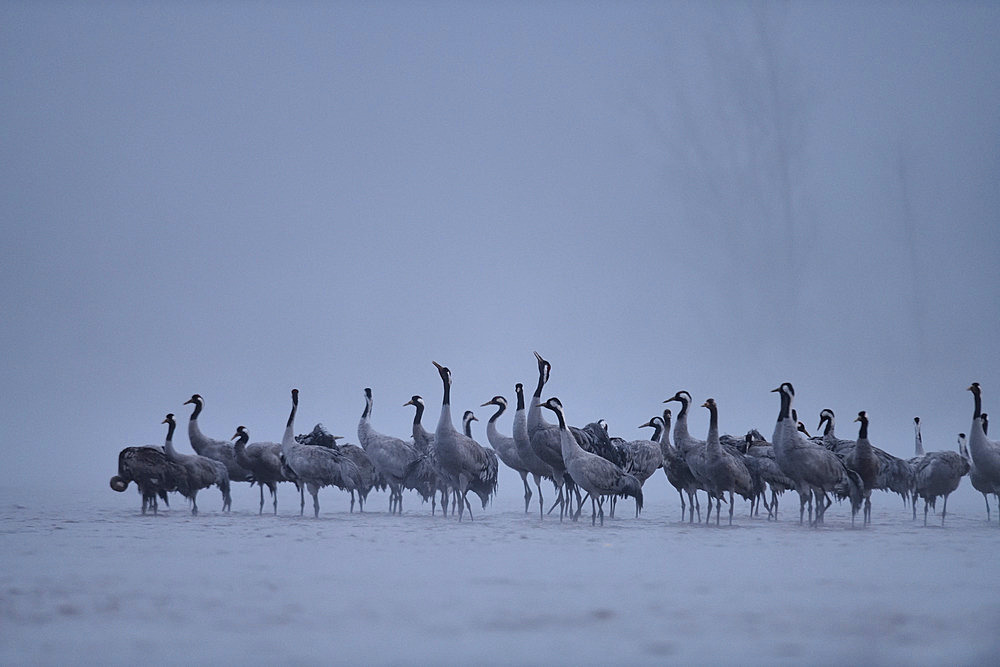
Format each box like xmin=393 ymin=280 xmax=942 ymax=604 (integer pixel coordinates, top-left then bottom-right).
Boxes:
xmin=2 ymin=2 xmax=998 ymax=494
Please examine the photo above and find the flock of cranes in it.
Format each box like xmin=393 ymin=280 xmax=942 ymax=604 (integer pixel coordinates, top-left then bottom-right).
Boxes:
xmin=110 ymin=353 xmax=1000 ymax=528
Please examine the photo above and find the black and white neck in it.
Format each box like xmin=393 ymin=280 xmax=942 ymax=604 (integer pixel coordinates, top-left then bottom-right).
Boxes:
xmin=282 ymin=389 xmax=298 ymax=451
xmin=433 ymin=362 xmax=452 ymax=407
xmin=540 ymin=397 xmax=567 ymax=431
xmin=162 ymin=413 xmax=178 ymax=458
xmin=819 ymin=409 xmax=835 ymax=436
xmin=288 ymin=389 xmax=299 ymax=427
xmin=969 ymin=383 xmax=982 ymax=420
xmin=515 ymin=383 xmax=525 ymax=412
xmin=163 ymin=413 xmax=176 ymax=441
xmin=232 ymin=426 xmax=249 ymax=450
xmin=482 ymin=396 xmax=507 ymax=423
xmin=404 ymin=396 xmax=425 ymax=425
xmin=913 ymin=417 xmax=924 ymax=456
xmin=702 ymin=398 xmax=720 ymax=450
xmin=532 ymin=351 xmax=550 ymax=399
xmin=463 ymin=410 xmax=478 ymax=438
xmin=855 ymin=411 xmax=869 ymax=440
xmin=184 ymin=394 xmax=204 ymax=420
xmin=362 ymin=388 xmax=373 ymax=421
xmin=640 ymin=416 xmax=664 ymax=443
xmin=665 ymin=391 xmax=691 ymax=420
xmin=771 ymin=383 xmax=793 ymax=423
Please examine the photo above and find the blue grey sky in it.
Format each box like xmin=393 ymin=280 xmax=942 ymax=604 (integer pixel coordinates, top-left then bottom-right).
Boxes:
xmin=2 ymin=2 xmax=998 ymax=493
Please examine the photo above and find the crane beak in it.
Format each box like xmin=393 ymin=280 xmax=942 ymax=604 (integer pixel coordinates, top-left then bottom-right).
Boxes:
xmin=480 ymin=401 xmax=492 ymax=407
xmin=432 ymin=361 xmax=444 ymax=371
xmin=231 ymin=432 xmax=240 ymax=440
xmin=638 ymin=421 xmax=652 ymax=429
xmin=770 ymin=387 xmax=781 ymax=393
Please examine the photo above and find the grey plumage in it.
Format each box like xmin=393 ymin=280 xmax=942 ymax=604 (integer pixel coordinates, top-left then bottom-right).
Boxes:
xmin=968 ymin=383 xmax=1000 ymax=525
xmin=511 ymin=382 xmax=550 ymax=517
xmin=770 ymin=383 xmax=862 ymax=526
xmin=482 ymin=395 xmax=537 ymax=513
xmin=357 ymin=388 xmax=420 ymax=514
xmin=402 ymin=396 xmax=450 ymax=515
xmin=643 ymin=410 xmax=700 ymax=522
xmin=618 ymin=427 xmax=663 ymax=486
xmin=820 ymin=408 xmax=913 ymax=506
xmin=431 ymin=362 xmax=497 ymax=521
xmin=232 ymin=426 xmax=286 ymax=515
xmin=183 ymin=394 xmax=253 ymax=483
xmin=162 ymin=413 xmax=232 ymax=515
xmin=846 ymin=411 xmax=879 ymax=526
xmin=280 ymin=390 xmax=364 ymax=517
xmin=527 ymin=351 xmax=578 ymax=520
xmin=539 ymin=397 xmax=642 ymax=526
xmin=296 ymin=424 xmax=380 ymax=512
xmin=462 ymin=410 xmax=499 ymax=511
xmin=742 ymin=435 xmax=796 ymax=520
xmin=110 ymin=445 xmax=188 ymax=514
xmin=665 ymin=390 xmax=723 ymax=522
xmin=959 ymin=432 xmax=999 ymax=522
xmin=701 ymin=398 xmax=754 ymax=525
xmin=912 ymin=448 xmax=969 ymax=526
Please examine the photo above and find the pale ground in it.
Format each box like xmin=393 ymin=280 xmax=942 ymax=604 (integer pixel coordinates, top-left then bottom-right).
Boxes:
xmin=2 ymin=472 xmax=998 ymax=666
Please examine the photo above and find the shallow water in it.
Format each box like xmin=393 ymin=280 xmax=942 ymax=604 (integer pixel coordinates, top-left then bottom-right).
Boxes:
xmin=2 ymin=477 xmax=998 ymax=665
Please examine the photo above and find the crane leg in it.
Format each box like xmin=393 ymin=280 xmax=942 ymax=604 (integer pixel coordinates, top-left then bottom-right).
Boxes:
xmin=521 ymin=472 xmax=532 ymax=513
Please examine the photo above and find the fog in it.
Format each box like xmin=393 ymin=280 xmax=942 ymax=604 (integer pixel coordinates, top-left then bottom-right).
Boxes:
xmin=2 ymin=2 xmax=998 ymax=495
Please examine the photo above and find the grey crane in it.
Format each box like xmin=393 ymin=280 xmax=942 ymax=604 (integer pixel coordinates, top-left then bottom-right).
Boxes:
xmin=701 ymin=398 xmax=754 ymax=525
xmin=162 ymin=413 xmax=232 ymax=515
xmin=182 ymin=394 xmax=252 ymax=483
xmin=357 ymin=388 xmax=420 ymax=514
xmin=967 ymin=383 xmax=1000 ymax=525
xmin=526 ymin=351 xmax=578 ymax=520
xmin=908 ymin=416 xmax=926 ymax=517
xmin=959 ymin=432 xmax=998 ymax=522
xmin=617 ymin=424 xmax=663 ymax=488
xmin=642 ymin=410 xmax=700 ymax=522
xmin=847 ymin=411 xmax=879 ymax=525
xmin=820 ymin=408 xmax=913 ymax=506
xmin=110 ymin=445 xmax=188 ymax=514
xmin=481 ymin=395 xmax=538 ymax=513
xmin=462 ymin=409 xmax=499 ymax=512
xmin=296 ymin=423 xmax=380 ymax=512
xmin=770 ymin=383 xmax=862 ymax=526
xmin=402 ymin=396 xmax=451 ymax=516
xmin=741 ymin=434 xmax=797 ymax=520
xmin=511 ymin=382 xmax=551 ymax=518
xmin=431 ymin=361 xmax=497 ymax=521
xmin=280 ymin=389 xmax=364 ymax=517
xmin=912 ymin=434 xmax=970 ymax=526
xmin=664 ymin=390 xmax=721 ymax=522
xmin=539 ymin=397 xmax=642 ymax=526
xmin=232 ymin=426 xmax=286 ymax=515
